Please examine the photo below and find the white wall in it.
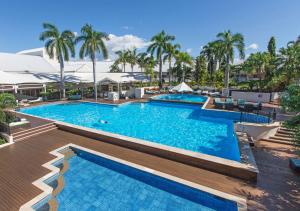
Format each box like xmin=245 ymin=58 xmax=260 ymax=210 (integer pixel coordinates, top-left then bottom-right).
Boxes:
xmin=231 ymin=91 xmax=271 ymax=103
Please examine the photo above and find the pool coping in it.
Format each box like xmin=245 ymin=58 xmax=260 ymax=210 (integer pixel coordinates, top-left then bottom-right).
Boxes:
xmin=16 ymin=101 xmax=259 ymax=181
xmin=19 ymin=143 xmax=247 ymax=211
xmin=149 ymin=94 xmax=207 ymax=105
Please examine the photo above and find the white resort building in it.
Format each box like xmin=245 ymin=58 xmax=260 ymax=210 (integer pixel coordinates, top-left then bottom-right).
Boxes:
xmin=0 ymin=48 xmax=170 ymax=99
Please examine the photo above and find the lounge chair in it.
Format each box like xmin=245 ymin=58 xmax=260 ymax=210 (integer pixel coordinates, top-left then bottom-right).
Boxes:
xmin=214 ymin=98 xmax=225 ymax=109
xmin=225 ymin=98 xmax=234 ymax=110
xmin=244 ymin=103 xmax=255 ymax=112
xmin=202 ymin=90 xmax=209 ymax=95
xmin=209 ymin=91 xmax=221 ymax=97
xmin=254 ymin=102 xmax=262 ymax=111
xmin=68 ymin=94 xmax=82 ymax=100
xmin=28 ymin=97 xmax=43 ymax=104
xmin=237 ymin=99 xmax=246 ymax=110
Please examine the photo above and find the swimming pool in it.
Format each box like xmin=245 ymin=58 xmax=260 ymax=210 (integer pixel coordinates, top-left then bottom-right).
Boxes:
xmin=21 ymin=101 xmax=242 ymax=161
xmin=50 ymin=147 xmax=240 ymax=210
xmin=153 ymin=94 xmax=207 ymax=103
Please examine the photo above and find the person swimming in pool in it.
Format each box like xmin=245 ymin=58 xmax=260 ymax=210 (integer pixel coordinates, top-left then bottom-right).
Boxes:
xmin=99 ymin=120 xmax=108 ymax=124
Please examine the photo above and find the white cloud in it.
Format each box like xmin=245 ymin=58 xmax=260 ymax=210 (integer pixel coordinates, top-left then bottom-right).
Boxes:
xmin=233 ymin=58 xmax=244 ymax=65
xmin=121 ymin=26 xmax=131 ymax=30
xmin=246 ymin=43 xmax=259 ymax=50
xmin=73 ymin=31 xmax=78 ymax=36
xmin=186 ymin=48 xmax=192 ymax=54
xmin=105 ymin=34 xmax=150 ymax=60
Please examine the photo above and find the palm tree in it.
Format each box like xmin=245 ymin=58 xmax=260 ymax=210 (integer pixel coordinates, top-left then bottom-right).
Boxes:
xmin=175 ymin=52 xmax=194 ymax=82
xmin=39 ymin=23 xmax=75 ymax=98
xmin=147 ymin=30 xmax=175 ymax=88
xmin=115 ymin=50 xmax=128 ymax=72
xmin=163 ymin=43 xmax=180 ymax=83
xmin=75 ymin=24 xmax=109 ymax=101
xmin=276 ymin=42 xmax=300 ymax=85
xmin=243 ymin=52 xmax=270 ymax=90
xmin=137 ymin=52 xmax=148 ymax=72
xmin=127 ymin=48 xmax=138 ymax=72
xmin=201 ymin=41 xmax=224 ymax=79
xmin=144 ymin=56 xmax=156 ymax=85
xmin=217 ymin=30 xmax=245 ymax=89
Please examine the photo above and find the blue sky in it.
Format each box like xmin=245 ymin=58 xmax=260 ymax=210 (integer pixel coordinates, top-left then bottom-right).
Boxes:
xmin=0 ymin=0 xmax=299 ymax=59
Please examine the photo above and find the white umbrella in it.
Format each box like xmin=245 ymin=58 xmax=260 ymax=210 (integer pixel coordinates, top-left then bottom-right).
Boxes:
xmin=170 ymin=82 xmax=193 ymax=92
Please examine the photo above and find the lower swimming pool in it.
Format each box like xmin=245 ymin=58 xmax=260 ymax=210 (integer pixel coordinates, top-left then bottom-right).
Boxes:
xmin=52 ymin=147 xmax=240 ymax=211
xmin=152 ymin=94 xmax=207 ymax=103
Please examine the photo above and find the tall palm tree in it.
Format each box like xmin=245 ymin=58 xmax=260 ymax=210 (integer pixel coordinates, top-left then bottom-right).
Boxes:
xmin=75 ymin=24 xmax=109 ymax=101
xmin=137 ymin=52 xmax=148 ymax=72
xmin=127 ymin=48 xmax=138 ymax=72
xmin=115 ymin=50 xmax=128 ymax=72
xmin=217 ymin=30 xmax=245 ymax=89
xmin=144 ymin=56 xmax=156 ymax=85
xmin=243 ymin=52 xmax=270 ymax=90
xmin=276 ymin=42 xmax=300 ymax=85
xmin=175 ymin=52 xmax=194 ymax=82
xmin=147 ymin=30 xmax=175 ymax=88
xmin=39 ymin=23 xmax=75 ymax=98
xmin=163 ymin=43 xmax=180 ymax=83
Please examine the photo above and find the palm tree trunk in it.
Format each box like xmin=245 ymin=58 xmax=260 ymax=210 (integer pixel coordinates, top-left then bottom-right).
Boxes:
xmin=159 ymin=57 xmax=163 ymax=89
xmin=59 ymin=55 xmax=65 ymax=99
xmin=131 ymin=64 xmax=133 ymax=72
xmin=224 ymin=56 xmax=230 ymax=88
xmin=123 ymin=63 xmax=125 ymax=72
xmin=168 ymin=61 xmax=171 ymax=85
xmin=92 ymin=54 xmax=97 ymax=101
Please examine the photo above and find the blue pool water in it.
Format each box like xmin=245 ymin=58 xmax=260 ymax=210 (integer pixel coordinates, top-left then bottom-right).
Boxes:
xmin=153 ymin=94 xmax=207 ymax=103
xmin=21 ymin=102 xmax=241 ymax=161
xmin=55 ymin=148 xmax=238 ymax=210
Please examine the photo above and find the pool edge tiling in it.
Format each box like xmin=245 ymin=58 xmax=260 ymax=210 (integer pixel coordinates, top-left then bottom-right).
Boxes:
xmin=20 ymin=144 xmax=247 ymax=211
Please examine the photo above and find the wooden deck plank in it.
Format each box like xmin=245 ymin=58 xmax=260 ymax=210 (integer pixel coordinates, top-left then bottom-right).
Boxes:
xmin=0 ymin=129 xmax=299 ymax=211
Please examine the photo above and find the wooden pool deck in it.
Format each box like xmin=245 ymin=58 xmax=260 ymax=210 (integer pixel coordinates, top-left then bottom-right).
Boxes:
xmin=0 ymin=126 xmax=299 ymax=211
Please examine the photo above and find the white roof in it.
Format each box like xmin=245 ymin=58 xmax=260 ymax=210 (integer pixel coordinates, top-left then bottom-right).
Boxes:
xmin=170 ymin=82 xmax=193 ymax=92
xmin=0 ymin=53 xmax=57 ymax=73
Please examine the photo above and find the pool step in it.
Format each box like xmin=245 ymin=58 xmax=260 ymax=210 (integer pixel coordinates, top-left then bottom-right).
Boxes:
xmin=13 ymin=123 xmax=57 ymax=142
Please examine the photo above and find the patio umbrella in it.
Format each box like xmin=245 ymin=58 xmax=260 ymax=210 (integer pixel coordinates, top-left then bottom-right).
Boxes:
xmin=170 ymin=82 xmax=193 ymax=92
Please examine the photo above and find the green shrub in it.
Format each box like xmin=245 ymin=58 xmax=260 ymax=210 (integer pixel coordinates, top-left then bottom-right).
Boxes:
xmin=0 ymin=137 xmax=6 ymax=145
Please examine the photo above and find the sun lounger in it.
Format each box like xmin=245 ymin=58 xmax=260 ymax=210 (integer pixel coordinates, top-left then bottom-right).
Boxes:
xmin=225 ymin=98 xmax=234 ymax=110
xmin=209 ymin=91 xmax=220 ymax=97
xmin=202 ymin=90 xmax=209 ymax=95
xmin=237 ymin=99 xmax=246 ymax=110
xmin=28 ymin=97 xmax=43 ymax=104
xmin=68 ymin=94 xmax=82 ymax=100
xmin=289 ymin=158 xmax=300 ymax=173
xmin=214 ymin=98 xmax=225 ymax=109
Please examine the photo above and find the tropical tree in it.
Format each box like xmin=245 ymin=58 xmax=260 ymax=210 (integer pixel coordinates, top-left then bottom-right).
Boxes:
xmin=39 ymin=23 xmax=75 ymax=98
xmin=194 ymin=55 xmax=208 ymax=85
xmin=147 ymin=30 xmax=175 ymax=88
xmin=75 ymin=24 xmax=109 ymax=101
xmin=163 ymin=43 xmax=181 ymax=83
xmin=0 ymin=93 xmax=16 ymax=123
xmin=109 ymin=62 xmax=122 ymax=72
xmin=268 ymin=36 xmax=276 ymax=57
xmin=115 ymin=50 xmax=129 ymax=72
xmin=144 ymin=56 xmax=156 ymax=85
xmin=127 ymin=48 xmax=138 ymax=72
xmin=276 ymin=42 xmax=300 ymax=85
xmin=137 ymin=52 xmax=148 ymax=72
xmin=243 ymin=52 xmax=271 ymax=90
xmin=216 ymin=30 xmax=245 ymax=89
xmin=174 ymin=52 xmax=194 ymax=82
xmin=201 ymin=41 xmax=224 ymax=79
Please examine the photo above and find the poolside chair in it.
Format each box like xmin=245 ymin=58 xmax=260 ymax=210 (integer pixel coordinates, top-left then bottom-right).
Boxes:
xmin=237 ymin=99 xmax=246 ymax=110
xmin=214 ymin=98 xmax=225 ymax=109
xmin=225 ymin=98 xmax=234 ymax=110
xmin=28 ymin=97 xmax=43 ymax=104
xmin=244 ymin=103 xmax=255 ymax=112
xmin=254 ymin=102 xmax=262 ymax=111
